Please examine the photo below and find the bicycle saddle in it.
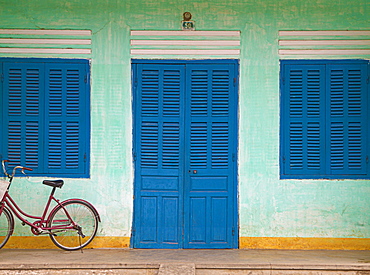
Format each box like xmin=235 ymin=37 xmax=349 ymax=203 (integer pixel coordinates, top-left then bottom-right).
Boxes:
xmin=43 ymin=180 xmax=64 ymax=188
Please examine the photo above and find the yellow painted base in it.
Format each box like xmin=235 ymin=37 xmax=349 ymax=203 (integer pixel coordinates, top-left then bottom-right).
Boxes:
xmin=239 ymin=237 xmax=370 ymax=250
xmin=4 ymin=236 xmax=370 ymax=250
xmin=4 ymin=236 xmax=130 ymax=249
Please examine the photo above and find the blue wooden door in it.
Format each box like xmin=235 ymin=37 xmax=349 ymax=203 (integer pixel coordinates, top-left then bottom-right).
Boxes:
xmin=132 ymin=60 xmax=238 ymax=249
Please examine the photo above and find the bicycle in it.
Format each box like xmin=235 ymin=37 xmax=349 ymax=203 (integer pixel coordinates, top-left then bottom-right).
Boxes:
xmin=0 ymin=160 xmax=100 ymax=251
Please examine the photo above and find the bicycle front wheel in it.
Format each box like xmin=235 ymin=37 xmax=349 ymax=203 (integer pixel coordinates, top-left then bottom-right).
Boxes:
xmin=48 ymin=200 xmax=99 ymax=251
xmin=0 ymin=206 xmax=14 ymax=249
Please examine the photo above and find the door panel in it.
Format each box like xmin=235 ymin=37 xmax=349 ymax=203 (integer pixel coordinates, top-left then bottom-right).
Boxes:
xmin=184 ymin=64 xmax=237 ymax=248
xmin=134 ymin=64 xmax=185 ymax=248
xmin=133 ymin=61 xmax=238 ymax=249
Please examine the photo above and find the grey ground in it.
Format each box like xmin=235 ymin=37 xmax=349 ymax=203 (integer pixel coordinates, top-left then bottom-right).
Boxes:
xmin=0 ymin=249 xmax=370 ymax=274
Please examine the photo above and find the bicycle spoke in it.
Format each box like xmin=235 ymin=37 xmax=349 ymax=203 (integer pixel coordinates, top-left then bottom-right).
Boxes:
xmin=0 ymin=207 xmax=14 ymax=248
xmin=48 ymin=200 xmax=98 ymax=251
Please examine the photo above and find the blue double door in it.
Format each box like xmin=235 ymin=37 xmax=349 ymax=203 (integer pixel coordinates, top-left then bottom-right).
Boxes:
xmin=132 ymin=60 xmax=238 ymax=249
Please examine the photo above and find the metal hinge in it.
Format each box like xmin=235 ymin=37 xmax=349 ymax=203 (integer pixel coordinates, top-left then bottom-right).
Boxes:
xmin=233 ymin=77 xmax=237 ymax=87
xmin=282 ymin=156 xmax=286 ymax=163
xmin=366 ymin=156 xmax=369 ymax=163
xmin=232 ymin=227 xmax=235 ymax=236
xmin=1 ymin=74 xmax=3 ymax=82
xmin=133 ymin=151 xmax=137 ymax=161
xmin=84 ymin=153 xmax=87 ymax=162
xmin=84 ymin=75 xmax=88 ymax=83
xmin=131 ymin=228 xmax=135 ymax=236
xmin=232 ymin=153 xmax=236 ymax=162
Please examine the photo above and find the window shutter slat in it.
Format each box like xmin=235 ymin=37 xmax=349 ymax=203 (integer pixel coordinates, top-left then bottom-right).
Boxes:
xmin=163 ymin=70 xmax=181 ymax=117
xmin=190 ymin=122 xmax=208 ymax=168
xmin=212 ymin=70 xmax=230 ymax=116
xmin=140 ymin=122 xmax=159 ymax=168
xmin=66 ymin=70 xmax=81 ymax=116
xmin=191 ymin=70 xmax=208 ymax=116
xmin=212 ymin=122 xmax=229 ymax=168
xmin=48 ymin=121 xmax=63 ymax=169
xmin=162 ymin=122 xmax=180 ymax=168
xmin=7 ymin=121 xmax=22 ymax=166
xmin=141 ymin=70 xmax=159 ymax=116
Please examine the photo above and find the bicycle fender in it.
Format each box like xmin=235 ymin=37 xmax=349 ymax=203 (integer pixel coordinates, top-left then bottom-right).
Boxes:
xmin=48 ymin=198 xmax=101 ymax=223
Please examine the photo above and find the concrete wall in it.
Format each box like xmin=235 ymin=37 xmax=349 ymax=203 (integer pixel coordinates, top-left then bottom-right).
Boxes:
xmin=0 ymin=0 xmax=369 ymax=249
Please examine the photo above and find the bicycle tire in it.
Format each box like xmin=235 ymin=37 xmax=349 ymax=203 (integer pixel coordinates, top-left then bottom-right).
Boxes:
xmin=48 ymin=200 xmax=99 ymax=251
xmin=0 ymin=206 xmax=14 ymax=249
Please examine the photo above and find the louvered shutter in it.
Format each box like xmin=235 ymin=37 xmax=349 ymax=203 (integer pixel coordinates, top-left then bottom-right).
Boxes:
xmin=188 ymin=66 xmax=233 ymax=171
xmin=327 ymin=64 xmax=368 ymax=176
xmin=2 ymin=62 xmax=44 ymax=171
xmin=45 ymin=63 xmax=88 ymax=175
xmin=281 ymin=64 xmax=326 ymax=177
xmin=281 ymin=60 xmax=369 ymax=179
xmin=134 ymin=64 xmax=185 ymax=248
xmin=2 ymin=60 xmax=89 ymax=177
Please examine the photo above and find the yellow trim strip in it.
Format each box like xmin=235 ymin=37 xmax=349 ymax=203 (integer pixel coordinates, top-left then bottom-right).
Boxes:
xmin=4 ymin=236 xmax=130 ymax=249
xmin=4 ymin=236 xmax=370 ymax=250
xmin=240 ymin=237 xmax=370 ymax=250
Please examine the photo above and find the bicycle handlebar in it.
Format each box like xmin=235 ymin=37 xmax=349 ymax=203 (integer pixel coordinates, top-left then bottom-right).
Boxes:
xmin=1 ymin=160 xmax=33 ymax=178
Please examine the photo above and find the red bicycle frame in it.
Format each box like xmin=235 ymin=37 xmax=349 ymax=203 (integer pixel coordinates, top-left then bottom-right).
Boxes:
xmin=0 ymin=187 xmax=77 ymax=233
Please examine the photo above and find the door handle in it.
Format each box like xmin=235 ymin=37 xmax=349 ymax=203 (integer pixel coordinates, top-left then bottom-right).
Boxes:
xmin=188 ymin=170 xmax=197 ymax=174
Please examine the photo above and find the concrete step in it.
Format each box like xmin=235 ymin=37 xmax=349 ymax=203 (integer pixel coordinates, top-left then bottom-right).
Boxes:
xmin=0 ymin=249 xmax=369 ymax=274
xmin=159 ymin=263 xmax=195 ymax=275
xmin=0 ymin=263 xmax=370 ymax=274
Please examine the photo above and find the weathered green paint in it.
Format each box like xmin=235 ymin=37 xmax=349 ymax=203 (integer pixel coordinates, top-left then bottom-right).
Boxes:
xmin=0 ymin=0 xmax=369 ymax=242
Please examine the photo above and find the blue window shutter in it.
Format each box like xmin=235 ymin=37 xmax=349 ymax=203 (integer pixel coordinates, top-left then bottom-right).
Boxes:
xmin=281 ymin=64 xmax=326 ymax=176
xmin=2 ymin=62 xmax=44 ymax=172
xmin=45 ymin=63 xmax=88 ymax=176
xmin=327 ymin=63 xmax=368 ymax=176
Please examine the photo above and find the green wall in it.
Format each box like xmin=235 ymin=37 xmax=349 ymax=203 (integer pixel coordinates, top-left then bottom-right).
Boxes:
xmin=0 ymin=0 xmax=369 ymax=241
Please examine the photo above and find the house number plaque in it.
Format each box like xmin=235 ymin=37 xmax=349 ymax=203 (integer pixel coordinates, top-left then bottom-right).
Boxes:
xmin=182 ymin=21 xmax=195 ymax=31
